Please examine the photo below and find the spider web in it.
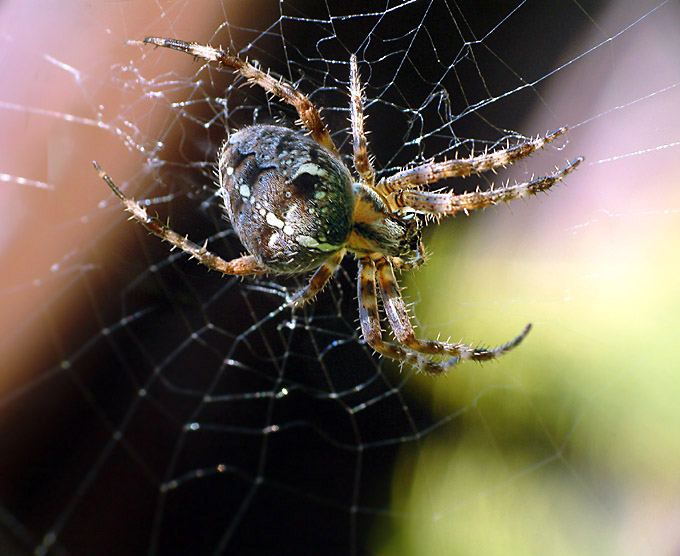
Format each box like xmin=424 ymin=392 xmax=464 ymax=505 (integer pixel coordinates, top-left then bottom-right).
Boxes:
xmin=1 ymin=1 xmax=679 ymax=555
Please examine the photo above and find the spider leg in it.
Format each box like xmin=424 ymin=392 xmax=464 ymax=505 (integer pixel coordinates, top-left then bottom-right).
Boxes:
xmin=378 ymin=127 xmax=570 ymax=195
xmin=392 ymin=156 xmax=583 ymax=216
xmin=375 ymin=256 xmax=530 ymax=360
xmin=358 ymin=257 xmax=530 ymax=375
xmin=349 ymin=54 xmax=375 ymax=186
xmin=377 ymin=258 xmax=490 ymax=357
xmin=94 ymin=162 xmax=265 ymax=275
xmin=358 ymin=256 xmax=436 ymax=371
xmin=288 ymin=249 xmax=346 ymax=307
xmin=141 ymin=37 xmax=339 ymax=158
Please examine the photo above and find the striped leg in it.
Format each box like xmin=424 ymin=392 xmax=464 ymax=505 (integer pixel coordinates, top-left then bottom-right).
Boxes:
xmin=378 ymin=127 xmax=570 ymax=195
xmin=94 ymin=162 xmax=265 ymax=276
xmin=288 ymin=249 xmax=346 ymax=307
xmin=349 ymin=54 xmax=375 ymax=186
xmin=392 ymin=157 xmax=583 ymax=216
xmin=375 ymin=258 xmax=476 ymax=358
xmin=358 ymin=256 xmax=532 ymax=375
xmin=141 ymin=37 xmax=339 ymax=158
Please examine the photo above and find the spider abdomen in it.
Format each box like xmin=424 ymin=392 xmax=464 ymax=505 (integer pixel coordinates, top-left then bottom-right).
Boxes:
xmin=218 ymin=125 xmax=355 ymax=273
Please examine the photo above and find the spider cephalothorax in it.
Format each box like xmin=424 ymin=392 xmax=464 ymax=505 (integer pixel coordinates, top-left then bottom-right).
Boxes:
xmin=95 ymin=36 xmax=583 ymax=374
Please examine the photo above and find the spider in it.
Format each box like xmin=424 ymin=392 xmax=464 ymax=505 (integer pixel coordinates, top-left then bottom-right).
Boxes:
xmin=94 ymin=36 xmax=583 ymax=375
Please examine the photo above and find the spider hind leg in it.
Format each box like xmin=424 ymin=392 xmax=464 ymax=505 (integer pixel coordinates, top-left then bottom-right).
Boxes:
xmin=94 ymin=161 xmax=265 ymax=276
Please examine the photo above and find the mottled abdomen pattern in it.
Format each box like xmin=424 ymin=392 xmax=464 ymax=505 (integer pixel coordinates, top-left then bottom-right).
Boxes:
xmin=218 ymin=125 xmax=355 ymax=273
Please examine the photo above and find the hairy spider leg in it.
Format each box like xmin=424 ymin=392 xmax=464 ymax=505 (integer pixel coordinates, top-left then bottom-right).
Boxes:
xmin=392 ymin=156 xmax=584 ymax=216
xmin=94 ymin=162 xmax=265 ymax=275
xmin=348 ymin=54 xmax=376 ymax=186
xmin=288 ymin=249 xmax=346 ymax=307
xmin=378 ymin=126 xmax=570 ymax=197
xmin=375 ymin=257 xmax=529 ymax=360
xmin=142 ymin=37 xmax=340 ymax=158
xmin=358 ymin=257 xmax=531 ymax=375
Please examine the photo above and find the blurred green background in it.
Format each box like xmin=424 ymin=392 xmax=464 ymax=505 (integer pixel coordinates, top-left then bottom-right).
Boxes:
xmin=378 ymin=3 xmax=680 ymax=552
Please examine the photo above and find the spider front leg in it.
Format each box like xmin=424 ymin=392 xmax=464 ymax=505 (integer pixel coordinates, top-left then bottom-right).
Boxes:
xmin=378 ymin=126 xmax=571 ymax=196
xmin=349 ymin=54 xmax=375 ymax=186
xmin=94 ymin=162 xmax=265 ymax=276
xmin=392 ymin=156 xmax=584 ymax=216
xmin=141 ymin=37 xmax=339 ymax=158
xmin=358 ymin=257 xmax=530 ymax=375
